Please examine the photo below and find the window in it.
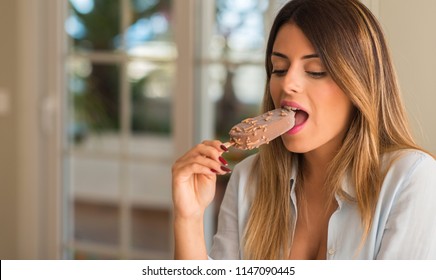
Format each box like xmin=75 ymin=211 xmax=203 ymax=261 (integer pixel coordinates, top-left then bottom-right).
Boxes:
xmin=64 ymin=0 xmax=175 ymax=259
xmin=62 ymin=0 xmax=286 ymax=259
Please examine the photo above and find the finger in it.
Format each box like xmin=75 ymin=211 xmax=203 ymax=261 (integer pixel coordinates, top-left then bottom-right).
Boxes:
xmin=201 ymin=140 xmax=226 ymax=152
xmin=195 ymin=141 xmax=226 ymax=161
xmin=173 ymin=140 xmax=231 ymax=177
xmin=189 ymin=154 xmax=230 ymax=175
xmin=174 ymin=155 xmax=224 ymax=178
xmin=197 ymin=141 xmax=231 ymax=173
xmin=178 ymin=140 xmax=227 ymax=163
xmin=177 ymin=141 xmax=218 ymax=162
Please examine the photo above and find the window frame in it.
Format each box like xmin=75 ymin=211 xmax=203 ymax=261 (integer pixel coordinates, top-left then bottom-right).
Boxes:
xmin=62 ymin=0 xmax=192 ymax=259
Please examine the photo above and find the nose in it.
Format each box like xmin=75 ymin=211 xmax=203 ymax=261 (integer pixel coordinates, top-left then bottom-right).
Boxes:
xmin=282 ymin=68 xmax=302 ymax=94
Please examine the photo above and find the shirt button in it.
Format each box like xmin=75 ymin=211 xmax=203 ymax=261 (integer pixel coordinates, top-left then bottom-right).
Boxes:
xmin=328 ymin=248 xmax=336 ymax=255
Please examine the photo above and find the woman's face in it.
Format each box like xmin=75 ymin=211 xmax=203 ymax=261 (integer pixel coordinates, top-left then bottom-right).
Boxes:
xmin=269 ymin=23 xmax=354 ymax=155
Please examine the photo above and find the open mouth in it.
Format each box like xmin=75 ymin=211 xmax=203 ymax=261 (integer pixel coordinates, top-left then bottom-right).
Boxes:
xmin=283 ymin=106 xmax=309 ymax=127
xmin=283 ymin=106 xmax=309 ymax=134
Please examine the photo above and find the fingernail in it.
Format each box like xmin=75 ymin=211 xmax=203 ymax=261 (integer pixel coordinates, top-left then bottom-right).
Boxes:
xmin=220 ymin=144 xmax=228 ymax=152
xmin=219 ymin=156 xmax=228 ymax=166
xmin=210 ymin=169 xmax=218 ymax=173
xmin=221 ymin=166 xmax=232 ymax=173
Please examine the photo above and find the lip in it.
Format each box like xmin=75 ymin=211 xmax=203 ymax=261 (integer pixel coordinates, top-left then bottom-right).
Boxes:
xmin=280 ymin=101 xmax=309 ymax=134
xmin=280 ymin=101 xmax=307 ymax=112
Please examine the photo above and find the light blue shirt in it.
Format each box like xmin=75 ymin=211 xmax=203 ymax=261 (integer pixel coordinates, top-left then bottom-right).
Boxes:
xmin=209 ymin=149 xmax=436 ymax=259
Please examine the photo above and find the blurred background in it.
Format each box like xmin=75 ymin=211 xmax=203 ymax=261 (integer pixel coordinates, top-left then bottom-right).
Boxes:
xmin=0 ymin=0 xmax=435 ymax=259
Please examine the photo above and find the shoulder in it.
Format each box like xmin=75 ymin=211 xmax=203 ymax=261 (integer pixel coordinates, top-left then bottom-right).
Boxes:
xmin=230 ymin=153 xmax=259 ymax=183
xmin=382 ymin=149 xmax=436 ymax=179
xmin=380 ymin=149 xmax=436 ymax=200
xmin=375 ymin=150 xmax=436 ymax=259
xmin=225 ymin=153 xmax=259 ymax=205
xmin=234 ymin=153 xmax=259 ymax=171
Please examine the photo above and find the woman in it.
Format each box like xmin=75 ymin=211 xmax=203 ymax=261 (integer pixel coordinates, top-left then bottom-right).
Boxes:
xmin=172 ymin=0 xmax=436 ymax=259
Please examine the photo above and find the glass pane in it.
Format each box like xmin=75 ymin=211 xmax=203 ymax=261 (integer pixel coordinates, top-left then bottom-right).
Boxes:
xmin=67 ymin=60 xmax=121 ymax=153
xmin=129 ymin=61 xmax=174 ymax=156
xmin=74 ymin=200 xmax=119 ymax=246
xmin=73 ymin=250 xmax=118 ymax=260
xmin=131 ymin=207 xmax=171 ymax=254
xmin=67 ymin=0 xmax=121 ymax=51
xmin=212 ymin=0 xmax=269 ymax=60
xmin=127 ymin=0 xmax=176 ymax=58
xmin=128 ymin=162 xmax=172 ymax=207
xmin=72 ymin=156 xmax=120 ymax=201
xmin=129 ymin=162 xmax=172 ymax=257
xmin=71 ymin=156 xmax=120 ymax=247
xmin=130 ymin=61 xmax=173 ymax=135
xmin=208 ymin=64 xmax=265 ymax=141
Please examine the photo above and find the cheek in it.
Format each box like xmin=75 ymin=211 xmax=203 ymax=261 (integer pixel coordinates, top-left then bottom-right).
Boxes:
xmin=269 ymin=81 xmax=281 ymax=107
xmin=326 ymin=94 xmax=353 ymax=128
xmin=313 ymin=86 xmax=353 ymax=128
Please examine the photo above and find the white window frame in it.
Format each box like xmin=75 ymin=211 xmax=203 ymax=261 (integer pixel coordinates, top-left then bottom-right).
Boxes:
xmin=16 ymin=0 xmax=65 ymax=259
xmin=61 ymin=0 xmax=198 ymax=259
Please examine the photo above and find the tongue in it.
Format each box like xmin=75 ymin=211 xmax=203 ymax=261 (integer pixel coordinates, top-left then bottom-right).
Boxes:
xmin=294 ymin=110 xmax=309 ymax=126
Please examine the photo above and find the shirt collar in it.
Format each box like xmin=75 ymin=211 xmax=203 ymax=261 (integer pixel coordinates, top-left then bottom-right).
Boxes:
xmin=289 ymin=160 xmax=356 ymax=206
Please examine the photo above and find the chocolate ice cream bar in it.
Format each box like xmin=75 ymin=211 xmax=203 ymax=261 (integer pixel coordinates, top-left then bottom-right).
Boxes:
xmin=223 ymin=107 xmax=295 ymax=150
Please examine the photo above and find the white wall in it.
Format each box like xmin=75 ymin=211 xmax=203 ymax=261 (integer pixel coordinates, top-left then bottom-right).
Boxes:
xmin=377 ymin=0 xmax=436 ymax=153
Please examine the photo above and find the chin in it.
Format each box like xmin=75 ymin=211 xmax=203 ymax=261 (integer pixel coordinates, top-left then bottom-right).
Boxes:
xmin=281 ymin=139 xmax=312 ymax=154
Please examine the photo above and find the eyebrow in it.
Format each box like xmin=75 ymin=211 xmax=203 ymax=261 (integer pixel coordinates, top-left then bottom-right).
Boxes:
xmin=271 ymin=52 xmax=319 ymax=60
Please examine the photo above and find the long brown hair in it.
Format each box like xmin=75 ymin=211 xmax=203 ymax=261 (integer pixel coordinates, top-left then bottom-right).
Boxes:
xmin=243 ymin=0 xmax=424 ymax=259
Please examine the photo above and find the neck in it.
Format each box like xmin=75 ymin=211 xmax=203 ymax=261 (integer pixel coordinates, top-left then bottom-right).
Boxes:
xmin=302 ymin=146 xmax=338 ymax=185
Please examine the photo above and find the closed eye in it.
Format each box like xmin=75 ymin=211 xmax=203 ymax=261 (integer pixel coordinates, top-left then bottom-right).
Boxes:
xmin=306 ymin=71 xmax=327 ymax=78
xmin=271 ymin=69 xmax=287 ymax=76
